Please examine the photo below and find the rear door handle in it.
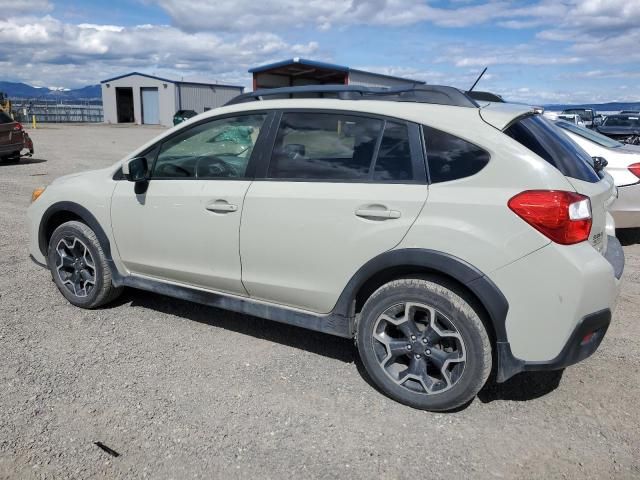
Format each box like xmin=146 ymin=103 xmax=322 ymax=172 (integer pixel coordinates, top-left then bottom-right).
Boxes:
xmin=206 ymin=201 xmax=238 ymax=213
xmin=355 ymin=208 xmax=401 ymax=219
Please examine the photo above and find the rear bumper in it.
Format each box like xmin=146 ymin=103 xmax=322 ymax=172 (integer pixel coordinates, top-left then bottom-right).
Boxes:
xmin=610 ymin=182 xmax=640 ymax=229
xmin=0 ymin=142 xmax=24 ymax=155
xmin=496 ymin=309 xmax=611 ymax=381
xmin=492 ymin=235 xmax=624 ymax=382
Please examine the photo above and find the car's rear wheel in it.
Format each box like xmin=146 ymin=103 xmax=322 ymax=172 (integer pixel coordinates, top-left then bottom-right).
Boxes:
xmin=47 ymin=221 xmax=123 ymax=308
xmin=357 ymin=278 xmax=491 ymax=411
xmin=0 ymin=152 xmax=20 ymax=164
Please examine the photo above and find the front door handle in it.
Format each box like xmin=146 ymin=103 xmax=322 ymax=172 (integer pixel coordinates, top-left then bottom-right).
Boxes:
xmin=206 ymin=201 xmax=238 ymax=213
xmin=355 ymin=207 xmax=401 ymax=220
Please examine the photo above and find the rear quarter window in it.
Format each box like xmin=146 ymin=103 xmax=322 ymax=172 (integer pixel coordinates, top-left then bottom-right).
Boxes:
xmin=422 ymin=125 xmax=490 ymax=183
xmin=0 ymin=111 xmax=13 ymax=124
xmin=505 ymin=115 xmax=599 ymax=183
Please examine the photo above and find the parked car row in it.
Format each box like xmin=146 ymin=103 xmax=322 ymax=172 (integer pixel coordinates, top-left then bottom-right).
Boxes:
xmin=27 ymin=84 xmax=624 ymax=412
xmin=596 ymin=113 xmax=640 ymax=145
xmin=560 ymin=108 xmax=602 ymax=129
xmin=554 ymin=120 xmax=640 ymax=229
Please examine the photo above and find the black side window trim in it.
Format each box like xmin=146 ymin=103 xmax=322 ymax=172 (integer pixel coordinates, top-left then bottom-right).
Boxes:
xmin=255 ymin=108 xmax=427 ymax=184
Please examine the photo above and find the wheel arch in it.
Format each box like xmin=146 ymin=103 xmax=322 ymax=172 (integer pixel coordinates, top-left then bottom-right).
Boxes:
xmin=39 ymin=201 xmax=114 ymax=262
xmin=333 ymin=249 xmax=509 ymax=344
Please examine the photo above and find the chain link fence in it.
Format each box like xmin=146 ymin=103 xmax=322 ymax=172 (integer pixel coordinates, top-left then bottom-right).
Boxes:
xmin=11 ymin=100 xmax=103 ymax=123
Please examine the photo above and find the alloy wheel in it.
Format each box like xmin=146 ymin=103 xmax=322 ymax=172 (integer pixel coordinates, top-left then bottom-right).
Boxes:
xmin=372 ymin=302 xmax=466 ymax=395
xmin=55 ymin=237 xmax=97 ymax=298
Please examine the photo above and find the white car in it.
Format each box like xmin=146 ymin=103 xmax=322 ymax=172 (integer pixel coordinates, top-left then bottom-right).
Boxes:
xmin=27 ymin=85 xmax=624 ymax=411
xmin=555 ymin=119 xmax=640 ymax=229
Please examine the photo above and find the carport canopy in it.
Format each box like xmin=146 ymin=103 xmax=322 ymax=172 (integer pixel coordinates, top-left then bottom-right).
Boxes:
xmin=250 ymin=58 xmax=348 ymax=90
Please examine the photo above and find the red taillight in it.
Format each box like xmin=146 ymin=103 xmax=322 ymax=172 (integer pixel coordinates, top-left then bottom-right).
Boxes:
xmin=508 ymin=190 xmax=592 ymax=245
xmin=12 ymin=122 xmax=23 ymax=131
xmin=629 ymin=163 xmax=640 ymax=180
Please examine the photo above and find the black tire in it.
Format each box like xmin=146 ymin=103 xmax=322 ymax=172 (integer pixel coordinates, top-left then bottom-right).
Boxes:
xmin=356 ymin=278 xmax=491 ymax=411
xmin=47 ymin=220 xmax=123 ymax=309
xmin=0 ymin=152 xmax=20 ymax=164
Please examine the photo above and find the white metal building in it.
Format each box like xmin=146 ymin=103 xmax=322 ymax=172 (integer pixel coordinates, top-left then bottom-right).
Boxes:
xmin=249 ymin=58 xmax=425 ymax=90
xmin=100 ymin=72 xmax=244 ymax=127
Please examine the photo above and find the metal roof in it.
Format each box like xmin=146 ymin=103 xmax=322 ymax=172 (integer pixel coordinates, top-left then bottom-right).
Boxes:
xmin=100 ymin=72 xmax=244 ymax=90
xmin=249 ymin=58 xmax=425 ymax=84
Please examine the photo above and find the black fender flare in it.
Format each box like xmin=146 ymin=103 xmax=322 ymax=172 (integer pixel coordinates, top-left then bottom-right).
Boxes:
xmin=38 ymin=201 xmax=116 ymax=264
xmin=331 ymin=248 xmax=509 ymax=343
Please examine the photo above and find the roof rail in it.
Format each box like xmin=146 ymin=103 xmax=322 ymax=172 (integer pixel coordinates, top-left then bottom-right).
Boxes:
xmin=225 ymin=84 xmax=479 ymax=108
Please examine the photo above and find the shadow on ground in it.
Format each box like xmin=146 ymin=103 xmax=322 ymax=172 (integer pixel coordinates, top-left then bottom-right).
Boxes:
xmin=478 ymin=370 xmax=564 ymax=403
xmin=115 ymin=288 xmax=564 ymax=409
xmin=617 ymin=228 xmax=640 ymax=246
xmin=0 ymin=157 xmax=47 ymax=166
xmin=122 ymin=288 xmax=356 ymax=364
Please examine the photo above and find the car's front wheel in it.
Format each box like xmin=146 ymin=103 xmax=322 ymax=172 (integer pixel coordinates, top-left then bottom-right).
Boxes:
xmin=47 ymin=221 xmax=123 ymax=309
xmin=357 ymin=278 xmax=492 ymax=411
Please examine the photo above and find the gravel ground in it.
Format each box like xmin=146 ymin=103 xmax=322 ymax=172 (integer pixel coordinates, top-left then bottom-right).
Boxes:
xmin=1 ymin=124 xmax=639 ymax=479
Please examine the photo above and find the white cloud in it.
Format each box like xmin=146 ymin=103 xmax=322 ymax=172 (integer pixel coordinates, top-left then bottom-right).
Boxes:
xmin=0 ymin=15 xmax=318 ymax=87
xmin=0 ymin=0 xmax=51 ymax=15
xmin=149 ymin=0 xmax=635 ymax=32
xmin=1 ymin=0 xmax=639 ymax=105
xmin=149 ymin=0 xmax=541 ymax=31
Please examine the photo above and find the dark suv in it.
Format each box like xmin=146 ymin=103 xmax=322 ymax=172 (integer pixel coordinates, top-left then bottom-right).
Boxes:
xmin=0 ymin=111 xmax=34 ymax=162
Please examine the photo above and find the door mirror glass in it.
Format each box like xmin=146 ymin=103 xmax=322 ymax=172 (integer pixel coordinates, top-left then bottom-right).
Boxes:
xmin=123 ymin=156 xmax=148 ymax=182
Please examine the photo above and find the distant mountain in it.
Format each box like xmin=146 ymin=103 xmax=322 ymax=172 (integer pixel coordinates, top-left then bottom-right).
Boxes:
xmin=0 ymin=81 xmax=102 ymax=102
xmin=545 ymin=102 xmax=640 ymax=112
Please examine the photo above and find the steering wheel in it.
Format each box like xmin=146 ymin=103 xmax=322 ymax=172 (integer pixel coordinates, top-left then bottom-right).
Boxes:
xmin=195 ymin=155 xmax=238 ymax=178
xmin=155 ymin=162 xmax=191 ymax=177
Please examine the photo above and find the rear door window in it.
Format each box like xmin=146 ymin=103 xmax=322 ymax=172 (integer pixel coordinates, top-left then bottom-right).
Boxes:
xmin=373 ymin=121 xmax=415 ymax=181
xmin=268 ymin=112 xmax=381 ymax=180
xmin=422 ymin=125 xmax=490 ymax=183
xmin=505 ymin=115 xmax=599 ymax=183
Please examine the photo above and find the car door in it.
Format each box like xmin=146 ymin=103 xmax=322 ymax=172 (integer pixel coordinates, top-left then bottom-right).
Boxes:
xmin=240 ymin=110 xmax=429 ymax=313
xmin=111 ymin=112 xmax=271 ymax=295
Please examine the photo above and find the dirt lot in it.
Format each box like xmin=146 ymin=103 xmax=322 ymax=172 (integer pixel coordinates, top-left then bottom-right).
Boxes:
xmin=1 ymin=124 xmax=639 ymax=479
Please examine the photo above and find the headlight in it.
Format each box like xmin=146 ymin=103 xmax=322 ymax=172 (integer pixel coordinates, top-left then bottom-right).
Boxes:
xmin=31 ymin=187 xmax=46 ymax=203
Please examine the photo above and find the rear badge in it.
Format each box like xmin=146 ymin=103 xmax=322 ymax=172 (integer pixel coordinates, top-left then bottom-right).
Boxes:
xmin=591 ymin=231 xmax=604 ymax=251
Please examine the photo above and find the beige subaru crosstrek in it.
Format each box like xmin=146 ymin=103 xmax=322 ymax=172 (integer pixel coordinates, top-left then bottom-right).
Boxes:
xmin=27 ymin=85 xmax=624 ymax=411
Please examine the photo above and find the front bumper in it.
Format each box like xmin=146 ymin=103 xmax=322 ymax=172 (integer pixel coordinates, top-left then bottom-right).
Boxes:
xmin=492 ymin=235 xmax=624 ymax=382
xmin=610 ymin=182 xmax=640 ymax=229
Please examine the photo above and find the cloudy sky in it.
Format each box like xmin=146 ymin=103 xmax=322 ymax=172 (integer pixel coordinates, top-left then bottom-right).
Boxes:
xmin=1 ymin=0 xmax=639 ymax=104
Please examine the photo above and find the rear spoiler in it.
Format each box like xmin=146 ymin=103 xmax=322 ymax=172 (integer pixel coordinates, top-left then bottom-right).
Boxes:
xmin=479 ymin=103 xmax=538 ymax=131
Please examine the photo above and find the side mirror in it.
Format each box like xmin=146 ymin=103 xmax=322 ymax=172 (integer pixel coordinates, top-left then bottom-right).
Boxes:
xmin=123 ymin=157 xmax=148 ymax=182
xmin=592 ymin=156 xmax=608 ymax=173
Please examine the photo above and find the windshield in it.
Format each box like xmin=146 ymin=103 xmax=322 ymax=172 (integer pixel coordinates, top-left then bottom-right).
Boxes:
xmin=556 ymin=120 xmax=622 ymax=148
xmin=505 ymin=115 xmax=599 ymax=183
xmin=603 ymin=115 xmax=640 ymax=128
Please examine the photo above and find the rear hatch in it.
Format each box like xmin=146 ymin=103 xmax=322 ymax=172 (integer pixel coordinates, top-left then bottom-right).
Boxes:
xmin=481 ymin=104 xmax=616 ymax=254
xmin=0 ymin=110 xmax=22 ymax=147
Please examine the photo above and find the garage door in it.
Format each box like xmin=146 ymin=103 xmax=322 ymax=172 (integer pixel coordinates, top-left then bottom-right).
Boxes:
xmin=141 ymin=87 xmax=160 ymax=125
